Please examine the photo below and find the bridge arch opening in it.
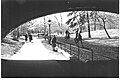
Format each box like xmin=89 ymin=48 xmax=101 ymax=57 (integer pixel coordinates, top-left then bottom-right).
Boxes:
xmin=2 ymin=10 xmax=119 ymax=61
xmin=2 ymin=0 xmax=119 ymax=39
xmin=1 ymin=1 xmax=119 ymax=78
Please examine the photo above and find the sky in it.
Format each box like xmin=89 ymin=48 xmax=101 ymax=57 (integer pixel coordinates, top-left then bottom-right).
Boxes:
xmin=27 ymin=11 xmax=118 ymax=30
xmin=31 ymin=12 xmax=70 ymax=26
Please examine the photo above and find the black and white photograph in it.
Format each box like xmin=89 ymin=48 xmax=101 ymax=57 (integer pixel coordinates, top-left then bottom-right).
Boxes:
xmin=1 ymin=0 xmax=119 ymax=78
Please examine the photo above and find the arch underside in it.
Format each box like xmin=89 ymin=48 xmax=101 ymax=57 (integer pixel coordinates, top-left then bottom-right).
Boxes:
xmin=1 ymin=0 xmax=119 ymax=38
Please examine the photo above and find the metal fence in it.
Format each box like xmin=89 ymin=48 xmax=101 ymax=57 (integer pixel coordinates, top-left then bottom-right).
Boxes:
xmin=56 ymin=40 xmax=94 ymax=61
xmin=56 ymin=39 xmax=117 ymax=62
xmin=44 ymin=36 xmax=116 ymax=61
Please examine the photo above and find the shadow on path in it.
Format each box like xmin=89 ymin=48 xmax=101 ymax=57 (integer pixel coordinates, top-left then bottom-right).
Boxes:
xmin=1 ymin=59 xmax=118 ymax=78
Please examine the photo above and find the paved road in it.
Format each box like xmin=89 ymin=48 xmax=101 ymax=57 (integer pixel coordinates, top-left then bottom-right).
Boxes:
xmin=4 ymin=37 xmax=70 ymax=60
xmin=1 ymin=59 xmax=118 ymax=78
xmin=1 ymin=37 xmax=118 ymax=78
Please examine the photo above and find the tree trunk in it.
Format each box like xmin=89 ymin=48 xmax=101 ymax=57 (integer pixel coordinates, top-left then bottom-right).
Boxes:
xmin=103 ymin=20 xmax=111 ymax=38
xmin=87 ymin=11 xmax=91 ymax=38
xmin=60 ymin=13 xmax=63 ymax=34
xmin=97 ymin=13 xmax=111 ymax=39
xmin=94 ymin=11 xmax=97 ymax=31
xmin=94 ymin=20 xmax=96 ymax=31
xmin=74 ymin=11 xmax=82 ymax=33
xmin=17 ymin=27 xmax=19 ymax=39
xmin=60 ymin=13 xmax=62 ymax=27
xmin=44 ymin=17 xmax=46 ymax=35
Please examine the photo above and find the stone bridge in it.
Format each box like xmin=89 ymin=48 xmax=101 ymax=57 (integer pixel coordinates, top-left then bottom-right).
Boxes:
xmin=2 ymin=0 xmax=119 ymax=39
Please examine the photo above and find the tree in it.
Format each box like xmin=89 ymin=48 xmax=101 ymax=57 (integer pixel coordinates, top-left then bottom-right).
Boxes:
xmin=86 ymin=11 xmax=91 ymax=38
xmin=43 ymin=16 xmax=47 ymax=35
xmin=66 ymin=11 xmax=92 ymax=38
xmin=54 ymin=15 xmax=61 ymax=27
xmin=10 ymin=28 xmax=18 ymax=40
xmin=92 ymin=11 xmax=119 ymax=38
xmin=58 ymin=13 xmax=63 ymax=28
xmin=66 ymin=11 xmax=119 ymax=39
xmin=96 ymin=12 xmax=111 ymax=38
xmin=54 ymin=13 xmax=64 ymax=34
xmin=90 ymin=11 xmax=98 ymax=31
xmin=66 ymin=11 xmax=82 ymax=31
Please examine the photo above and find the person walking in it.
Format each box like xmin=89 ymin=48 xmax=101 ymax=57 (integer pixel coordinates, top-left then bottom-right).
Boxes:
xmin=65 ymin=30 xmax=70 ymax=40
xmin=52 ymin=35 xmax=57 ymax=51
xmin=78 ymin=32 xmax=83 ymax=47
xmin=24 ymin=33 xmax=28 ymax=42
xmin=74 ymin=29 xmax=79 ymax=43
xmin=29 ymin=34 xmax=33 ymax=42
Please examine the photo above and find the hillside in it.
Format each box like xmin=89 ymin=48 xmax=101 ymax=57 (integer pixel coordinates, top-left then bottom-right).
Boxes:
xmin=70 ymin=29 xmax=119 ymax=47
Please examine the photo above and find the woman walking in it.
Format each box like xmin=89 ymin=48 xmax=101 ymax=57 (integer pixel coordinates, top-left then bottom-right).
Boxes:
xmin=52 ymin=35 xmax=57 ymax=51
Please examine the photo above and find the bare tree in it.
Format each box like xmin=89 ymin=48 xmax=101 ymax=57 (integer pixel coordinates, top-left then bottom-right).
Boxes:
xmin=54 ymin=13 xmax=64 ymax=34
xmin=97 ymin=12 xmax=111 ymax=38
xmin=60 ymin=13 xmax=63 ymax=27
xmin=54 ymin=15 xmax=61 ymax=27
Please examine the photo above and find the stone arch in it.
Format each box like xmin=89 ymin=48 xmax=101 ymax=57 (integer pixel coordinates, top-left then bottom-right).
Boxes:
xmin=2 ymin=0 xmax=119 ymax=39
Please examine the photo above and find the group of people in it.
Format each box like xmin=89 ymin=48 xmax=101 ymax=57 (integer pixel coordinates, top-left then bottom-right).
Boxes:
xmin=24 ymin=33 xmax=33 ymax=42
xmin=23 ymin=28 xmax=82 ymax=52
xmin=65 ymin=29 xmax=82 ymax=43
xmin=51 ymin=29 xmax=83 ymax=52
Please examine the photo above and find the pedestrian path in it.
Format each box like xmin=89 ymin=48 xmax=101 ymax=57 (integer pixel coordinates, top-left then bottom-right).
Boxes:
xmin=4 ymin=37 xmax=70 ymax=60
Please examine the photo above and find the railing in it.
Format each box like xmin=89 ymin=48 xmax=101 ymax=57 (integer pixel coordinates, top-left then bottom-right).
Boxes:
xmin=56 ymin=40 xmax=94 ymax=61
xmin=56 ymin=40 xmax=116 ymax=62
xmin=45 ymin=36 xmax=116 ymax=61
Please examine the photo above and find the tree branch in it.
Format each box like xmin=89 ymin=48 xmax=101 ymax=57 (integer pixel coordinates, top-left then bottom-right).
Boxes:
xmin=54 ymin=15 xmax=61 ymax=27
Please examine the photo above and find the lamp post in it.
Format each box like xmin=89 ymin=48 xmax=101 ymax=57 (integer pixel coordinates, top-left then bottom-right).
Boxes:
xmin=48 ymin=19 xmax=51 ymax=44
xmin=48 ymin=19 xmax=51 ymax=35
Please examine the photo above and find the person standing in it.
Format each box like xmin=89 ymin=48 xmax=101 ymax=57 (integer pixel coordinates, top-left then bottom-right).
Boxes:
xmin=45 ymin=32 xmax=48 ymax=41
xmin=52 ymin=35 xmax=57 ymax=51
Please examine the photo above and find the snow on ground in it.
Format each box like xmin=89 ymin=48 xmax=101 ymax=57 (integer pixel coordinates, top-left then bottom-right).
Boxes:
xmin=1 ymin=38 xmax=24 ymax=59
xmin=82 ymin=29 xmax=119 ymax=47
xmin=2 ymin=37 xmax=70 ymax=60
xmin=84 ymin=39 xmax=119 ymax=47
xmin=70 ymin=29 xmax=119 ymax=39
xmin=58 ymin=29 xmax=119 ymax=47
xmin=2 ymin=29 xmax=118 ymax=60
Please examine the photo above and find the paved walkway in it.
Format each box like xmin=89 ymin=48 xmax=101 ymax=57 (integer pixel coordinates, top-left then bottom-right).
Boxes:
xmin=5 ymin=37 xmax=70 ymax=60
